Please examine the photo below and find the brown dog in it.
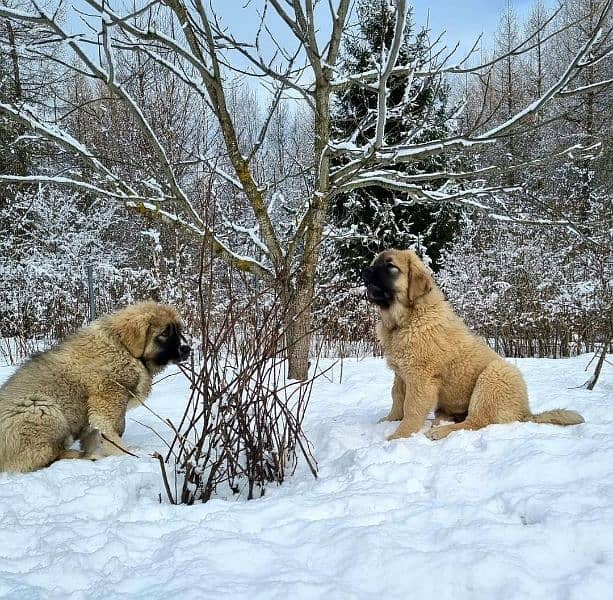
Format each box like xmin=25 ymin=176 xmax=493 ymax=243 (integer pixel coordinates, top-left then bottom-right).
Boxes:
xmin=363 ymin=249 xmax=584 ymax=440
xmin=0 ymin=302 xmax=190 ymax=472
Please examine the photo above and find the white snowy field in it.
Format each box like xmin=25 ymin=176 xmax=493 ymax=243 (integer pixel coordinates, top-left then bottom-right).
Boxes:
xmin=0 ymin=355 xmax=612 ymax=600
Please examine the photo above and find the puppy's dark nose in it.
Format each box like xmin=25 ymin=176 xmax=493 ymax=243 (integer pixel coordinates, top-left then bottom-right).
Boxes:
xmin=179 ymin=344 xmax=191 ymax=360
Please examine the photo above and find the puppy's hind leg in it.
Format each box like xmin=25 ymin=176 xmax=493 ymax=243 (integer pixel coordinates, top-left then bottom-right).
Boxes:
xmin=428 ymin=361 xmax=525 ymax=440
xmin=0 ymin=397 xmax=72 ymax=472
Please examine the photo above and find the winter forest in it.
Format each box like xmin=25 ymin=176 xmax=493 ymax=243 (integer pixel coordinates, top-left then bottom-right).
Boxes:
xmin=1 ymin=0 xmax=611 ymax=364
xmin=0 ymin=0 xmax=612 ymax=488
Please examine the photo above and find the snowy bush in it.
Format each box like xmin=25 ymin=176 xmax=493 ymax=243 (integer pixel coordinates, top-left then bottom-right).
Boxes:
xmin=0 ymin=188 xmax=158 ymax=361
xmin=438 ymin=208 xmax=612 ymax=358
xmin=157 ymin=265 xmax=319 ymax=504
xmin=313 ymin=275 xmax=381 ymax=358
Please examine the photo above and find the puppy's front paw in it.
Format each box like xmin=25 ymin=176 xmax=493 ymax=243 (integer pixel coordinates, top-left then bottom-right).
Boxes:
xmin=386 ymin=425 xmax=419 ymax=441
xmin=99 ymin=434 xmax=138 ymax=457
xmin=426 ymin=425 xmax=453 ymax=440
xmin=378 ymin=412 xmax=403 ymax=423
xmin=80 ymin=427 xmax=102 ymax=455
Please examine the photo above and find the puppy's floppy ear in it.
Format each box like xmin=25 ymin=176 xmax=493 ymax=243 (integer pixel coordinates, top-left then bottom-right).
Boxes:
xmin=111 ymin=311 xmax=151 ymax=358
xmin=406 ymin=254 xmax=432 ymax=304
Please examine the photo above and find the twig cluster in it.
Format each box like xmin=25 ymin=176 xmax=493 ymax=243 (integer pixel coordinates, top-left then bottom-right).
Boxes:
xmin=157 ymin=263 xmax=320 ymax=504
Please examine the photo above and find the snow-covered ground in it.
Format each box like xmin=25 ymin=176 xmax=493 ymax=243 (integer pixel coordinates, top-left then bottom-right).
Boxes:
xmin=0 ymin=355 xmax=612 ymax=599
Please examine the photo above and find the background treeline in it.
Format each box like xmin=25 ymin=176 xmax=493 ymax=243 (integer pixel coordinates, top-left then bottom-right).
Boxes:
xmin=0 ymin=0 xmax=611 ymax=363
xmin=438 ymin=0 xmax=612 ymax=358
xmin=323 ymin=0 xmax=612 ymax=359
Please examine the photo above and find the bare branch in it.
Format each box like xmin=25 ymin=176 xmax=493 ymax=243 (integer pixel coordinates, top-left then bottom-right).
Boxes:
xmin=165 ymin=0 xmax=285 ymax=264
xmin=374 ymin=0 xmax=408 ymax=149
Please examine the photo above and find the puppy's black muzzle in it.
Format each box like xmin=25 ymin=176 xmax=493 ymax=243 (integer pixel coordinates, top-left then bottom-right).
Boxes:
xmin=362 ymin=265 xmax=395 ymax=309
xmin=178 ymin=335 xmax=191 ymax=362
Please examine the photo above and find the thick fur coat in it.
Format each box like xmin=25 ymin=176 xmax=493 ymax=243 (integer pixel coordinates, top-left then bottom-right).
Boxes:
xmin=363 ymin=249 xmax=584 ymax=440
xmin=0 ymin=302 xmax=190 ymax=472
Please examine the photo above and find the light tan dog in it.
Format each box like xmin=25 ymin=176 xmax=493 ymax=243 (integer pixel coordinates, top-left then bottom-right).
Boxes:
xmin=0 ymin=302 xmax=190 ymax=472
xmin=362 ymin=249 xmax=584 ymax=441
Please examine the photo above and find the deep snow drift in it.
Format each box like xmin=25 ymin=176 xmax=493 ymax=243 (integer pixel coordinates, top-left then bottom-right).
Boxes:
xmin=0 ymin=355 xmax=611 ymax=599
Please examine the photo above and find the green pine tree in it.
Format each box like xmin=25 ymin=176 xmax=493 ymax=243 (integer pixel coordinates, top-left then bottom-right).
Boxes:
xmin=329 ymin=0 xmax=460 ymax=278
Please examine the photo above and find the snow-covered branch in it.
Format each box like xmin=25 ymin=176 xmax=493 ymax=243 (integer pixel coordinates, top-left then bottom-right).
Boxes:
xmin=126 ymin=201 xmax=272 ymax=280
xmin=328 ymin=3 xmax=588 ymax=90
xmin=328 ymin=0 xmax=611 ymax=194
xmin=373 ymin=0 xmax=408 ymax=149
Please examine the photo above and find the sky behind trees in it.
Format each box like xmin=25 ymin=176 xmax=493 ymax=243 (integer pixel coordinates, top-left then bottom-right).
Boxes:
xmin=399 ymin=0 xmax=555 ymax=51
xmin=211 ymin=0 xmax=557 ymax=56
xmin=66 ymin=1 xmax=557 ymax=57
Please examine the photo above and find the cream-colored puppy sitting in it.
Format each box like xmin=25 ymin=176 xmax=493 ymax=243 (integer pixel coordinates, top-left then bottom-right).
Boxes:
xmin=362 ymin=249 xmax=584 ymax=441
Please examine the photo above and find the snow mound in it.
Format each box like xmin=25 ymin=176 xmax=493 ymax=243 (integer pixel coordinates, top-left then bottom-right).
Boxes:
xmin=0 ymin=355 xmax=611 ymax=599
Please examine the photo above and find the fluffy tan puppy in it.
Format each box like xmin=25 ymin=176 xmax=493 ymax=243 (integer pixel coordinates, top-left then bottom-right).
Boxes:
xmin=362 ymin=249 xmax=584 ymax=441
xmin=0 ymin=302 xmax=190 ymax=472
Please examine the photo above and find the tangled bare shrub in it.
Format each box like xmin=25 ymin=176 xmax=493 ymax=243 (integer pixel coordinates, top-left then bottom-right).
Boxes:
xmin=157 ymin=264 xmax=320 ymax=504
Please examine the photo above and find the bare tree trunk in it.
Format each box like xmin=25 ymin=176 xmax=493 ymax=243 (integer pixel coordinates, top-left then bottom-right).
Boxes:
xmin=286 ymin=288 xmax=313 ymax=380
xmin=284 ymin=57 xmax=333 ymax=379
xmin=5 ymin=19 xmax=22 ymax=98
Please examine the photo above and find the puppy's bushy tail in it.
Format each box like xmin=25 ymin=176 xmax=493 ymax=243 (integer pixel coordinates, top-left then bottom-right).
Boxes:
xmin=524 ymin=409 xmax=584 ymax=426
